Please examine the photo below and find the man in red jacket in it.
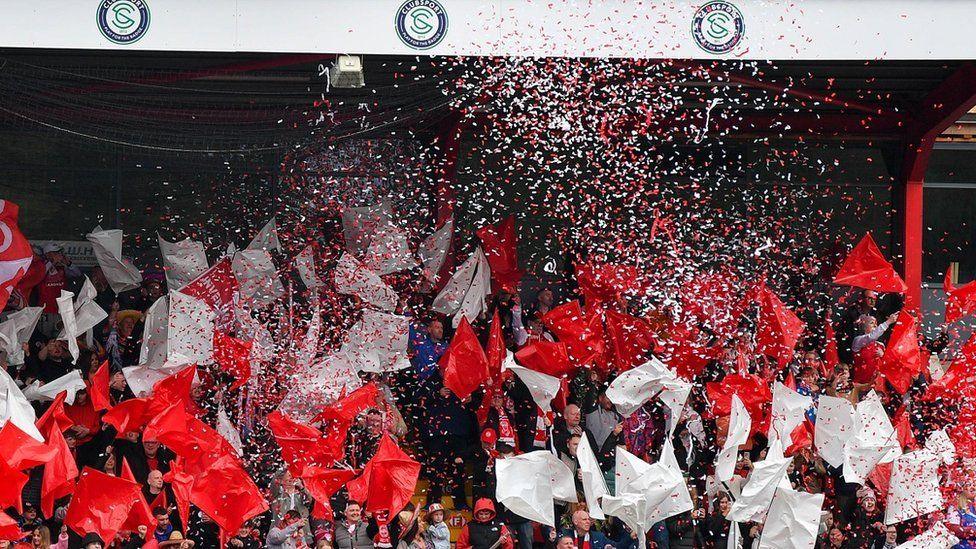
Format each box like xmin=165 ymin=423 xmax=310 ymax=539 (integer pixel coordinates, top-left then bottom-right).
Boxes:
xmin=456 ymin=499 xmax=514 ymax=549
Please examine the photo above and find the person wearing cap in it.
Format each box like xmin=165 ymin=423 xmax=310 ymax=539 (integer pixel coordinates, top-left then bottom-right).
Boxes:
xmin=159 ymin=530 xmax=195 ymax=549
xmin=81 ymin=532 xmax=105 ymax=549
xmin=395 ymin=509 xmax=426 ymax=549
xmin=472 ymin=428 xmax=499 ymax=502
xmin=267 ymin=509 xmax=308 ymax=549
xmin=425 ymin=504 xmax=450 ymax=549
xmin=105 ymin=308 xmax=143 ymax=370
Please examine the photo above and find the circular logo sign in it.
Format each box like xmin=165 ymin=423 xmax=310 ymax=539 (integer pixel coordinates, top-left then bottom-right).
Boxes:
xmin=692 ymin=1 xmax=744 ymax=54
xmin=97 ymin=0 xmax=151 ymax=44
xmin=395 ymin=0 xmax=448 ymax=50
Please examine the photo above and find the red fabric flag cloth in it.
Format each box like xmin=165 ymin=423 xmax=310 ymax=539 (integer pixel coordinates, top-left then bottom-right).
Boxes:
xmin=514 ymin=340 xmax=574 ymax=378
xmin=40 ymin=421 xmax=78 ymax=518
xmin=0 ymin=201 xmax=36 ymax=310
xmin=314 ymin=383 xmax=380 ymax=425
xmin=754 ymin=285 xmax=806 ymax=368
xmin=867 ymin=462 xmax=893 ymax=504
xmin=877 ymin=310 xmax=923 ymax=394
xmin=0 ymin=455 xmax=28 ymax=513
xmin=143 ymin=403 xmax=233 ymax=469
xmin=189 ymin=454 xmax=269 ymax=538
xmin=924 ymin=332 xmax=976 ymax=403
xmin=785 ymin=418 xmax=815 ymax=456
xmin=213 ymin=331 xmax=253 ymax=390
xmin=268 ymin=411 xmax=344 ymax=476
xmin=0 ymin=421 xmax=55 ymax=470
xmin=604 ymin=309 xmax=656 ymax=372
xmin=89 ymin=360 xmax=112 ymax=412
xmin=833 ymin=233 xmax=908 ymax=294
xmin=541 ymin=301 xmax=606 ymax=368
xmin=119 ymin=459 xmax=156 ymax=535
xmin=892 ymin=405 xmax=918 ymax=451
xmin=300 ymin=466 xmax=357 ymax=511
xmin=102 ymin=398 xmax=151 ymax=435
xmin=706 ymin=374 xmax=773 ymax=434
xmin=661 ymin=323 xmax=722 ymax=380
xmin=162 ymin=458 xmax=193 ymax=531
xmin=439 ymin=317 xmax=490 ymax=400
xmin=65 ymin=468 xmax=143 ymax=545
xmin=680 ymin=271 xmax=743 ymax=340
xmin=476 ymin=216 xmax=523 ymax=292
xmin=575 ymin=262 xmax=641 ymax=306
xmin=145 ymin=366 xmax=197 ymax=418
xmin=35 ymin=392 xmax=73 ymax=434
xmin=823 ymin=318 xmax=840 ymax=377
xmin=486 ymin=311 xmax=506 ymax=381
xmin=346 ymin=435 xmax=420 ymax=522
xmin=944 ymin=272 xmax=976 ymax=324
xmin=0 ymin=511 xmax=24 ymax=541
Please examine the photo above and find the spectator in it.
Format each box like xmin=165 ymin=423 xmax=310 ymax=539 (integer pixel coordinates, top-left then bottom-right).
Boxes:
xmin=553 ymin=403 xmax=583 ymax=458
xmin=116 ymin=436 xmax=174 ymax=484
xmin=425 ymin=504 xmax=450 ymax=549
xmin=36 ymin=243 xmax=83 ymax=337
xmin=561 ymin=510 xmax=615 ymax=549
xmin=266 ymin=509 xmax=309 ymax=549
xmin=456 ymin=499 xmax=513 ymax=549
xmin=585 ymin=392 xmax=622 ymax=449
xmin=850 ymin=313 xmax=897 ymax=385
xmin=332 ymin=502 xmax=372 ymax=549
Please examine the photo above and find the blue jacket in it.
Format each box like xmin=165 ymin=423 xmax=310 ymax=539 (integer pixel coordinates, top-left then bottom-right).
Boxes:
xmin=409 ymin=325 xmax=448 ymax=381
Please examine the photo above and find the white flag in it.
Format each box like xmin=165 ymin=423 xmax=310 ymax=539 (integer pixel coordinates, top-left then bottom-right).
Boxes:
xmin=508 ymin=364 xmax=560 ymax=412
xmin=56 ymin=278 xmax=108 ymax=363
xmin=605 ymin=357 xmax=691 ymax=425
xmin=895 ymin=522 xmax=959 ymax=549
xmin=726 ymin=451 xmax=793 ymax=523
xmin=419 ymin=218 xmax=453 ymax=289
xmin=843 ymin=391 xmax=901 ymax=484
xmin=294 ymin=245 xmax=322 ymax=290
xmin=23 ymin=369 xmax=86 ymax=405
xmin=246 ymin=217 xmax=281 ymax=252
xmin=278 ymin=352 xmax=362 ymax=422
xmin=885 ymin=449 xmax=943 ymax=525
xmin=361 ymin=221 xmax=417 ymax=275
xmin=577 ymin=433 xmax=609 ymax=519
xmin=217 ymin=406 xmax=244 ymax=456
xmin=167 ymin=290 xmax=216 ymax=365
xmin=232 ymin=250 xmax=284 ymax=307
xmin=767 ymin=381 xmax=812 ymax=450
xmin=342 ymin=200 xmax=394 ymax=255
xmin=432 ymin=247 xmax=491 ymax=327
xmin=123 ymin=360 xmax=192 ymax=398
xmin=334 ymin=253 xmax=398 ymax=312
xmin=139 ymin=296 xmax=169 ymax=369
xmin=924 ymin=429 xmax=956 ymax=465
xmin=757 ymin=485 xmax=824 ymax=549
xmin=815 ymin=395 xmax=856 ymax=469
xmin=158 ymin=234 xmax=208 ymax=291
xmin=0 ymin=368 xmax=42 ymax=441
xmin=86 ymin=226 xmax=142 ymax=293
xmin=0 ymin=306 xmax=42 ymax=365
xmin=340 ymin=309 xmax=410 ymax=373
xmin=495 ymin=451 xmax=578 ymax=527
xmin=56 ymin=290 xmax=80 ymax=362
xmin=716 ymin=394 xmax=751 ymax=482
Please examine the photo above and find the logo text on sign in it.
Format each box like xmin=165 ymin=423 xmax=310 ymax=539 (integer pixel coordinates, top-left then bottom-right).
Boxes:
xmin=395 ymin=0 xmax=448 ymax=50
xmin=97 ymin=0 xmax=151 ymax=44
xmin=691 ymin=1 xmax=744 ymax=54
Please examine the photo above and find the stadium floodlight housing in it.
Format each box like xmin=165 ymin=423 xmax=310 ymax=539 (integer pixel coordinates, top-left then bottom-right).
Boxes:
xmin=330 ymin=55 xmax=365 ymax=89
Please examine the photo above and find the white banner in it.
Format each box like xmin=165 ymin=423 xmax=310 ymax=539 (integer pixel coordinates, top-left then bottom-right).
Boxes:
xmin=3 ymin=1 xmax=976 ymax=60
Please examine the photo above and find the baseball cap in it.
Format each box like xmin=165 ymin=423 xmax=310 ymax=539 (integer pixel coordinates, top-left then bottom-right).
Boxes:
xmin=481 ymin=428 xmax=497 ymax=446
xmin=428 ymin=503 xmax=444 ymax=514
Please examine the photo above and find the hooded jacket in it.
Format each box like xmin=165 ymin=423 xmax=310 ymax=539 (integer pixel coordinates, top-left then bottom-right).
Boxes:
xmin=456 ymin=499 xmax=514 ymax=549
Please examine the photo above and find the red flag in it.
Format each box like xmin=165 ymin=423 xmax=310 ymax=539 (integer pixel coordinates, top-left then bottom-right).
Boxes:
xmin=268 ymin=411 xmax=345 ymax=476
xmin=604 ymin=309 xmax=656 ymax=372
xmin=41 ymin=422 xmax=79 ymax=518
xmin=785 ymin=418 xmax=814 ymax=456
xmin=754 ymin=285 xmax=805 ymax=368
xmin=944 ymin=274 xmax=976 ymax=324
xmin=514 ymin=340 xmax=574 ymax=378
xmin=162 ymin=458 xmax=193 ymax=531
xmin=823 ymin=318 xmax=840 ymax=376
xmin=346 ymin=436 xmax=420 ymax=523
xmin=575 ymin=262 xmax=641 ymax=306
xmin=119 ymin=460 xmax=156 ymax=534
xmin=867 ymin=462 xmax=893 ymax=504
xmin=892 ymin=405 xmax=918 ymax=451
xmin=833 ymin=233 xmax=908 ymax=294
xmin=213 ymin=331 xmax=253 ymax=390
xmin=180 ymin=257 xmax=239 ymax=327
xmin=439 ymin=317 xmax=490 ymax=400
xmin=301 ymin=466 xmax=357 ymax=512
xmin=925 ymin=332 xmax=976 ymax=402
xmin=35 ymin=392 xmax=73 ymax=434
xmin=662 ymin=324 xmax=722 ymax=380
xmin=314 ymin=383 xmax=380 ymax=425
xmin=476 ymin=216 xmax=523 ymax=292
xmin=0 ymin=421 xmax=55 ymax=470
xmin=149 ymin=489 xmax=167 ymax=513
xmin=486 ymin=311 xmax=506 ymax=381
xmin=878 ymin=310 xmax=923 ymax=394
xmin=89 ymin=360 xmax=112 ymax=412
xmin=0 ymin=511 xmax=24 ymax=541
xmin=541 ymin=301 xmax=606 ymax=368
xmin=145 ymin=366 xmax=196 ymax=418
xmin=65 ymin=467 xmax=144 ymax=545
xmin=0 ymin=455 xmax=28 ymax=513
xmin=143 ymin=403 xmax=232 ymax=466
xmin=0 ymin=201 xmax=35 ymax=310
xmin=189 ymin=454 xmax=269 ymax=537
xmin=706 ymin=374 xmax=772 ymax=434
xmin=102 ymin=398 xmax=151 ymax=435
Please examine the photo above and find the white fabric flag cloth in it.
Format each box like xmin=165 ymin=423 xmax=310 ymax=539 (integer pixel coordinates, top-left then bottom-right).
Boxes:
xmin=432 ymin=247 xmax=491 ymax=328
xmin=844 ymin=391 xmax=902 ymax=484
xmin=23 ymin=369 xmax=86 ymax=405
xmin=885 ymin=449 xmax=943 ymax=525
xmin=0 ymin=367 xmax=42 ymax=441
xmin=716 ymin=394 xmax=752 ymax=482
xmin=234 ymin=302 xmax=274 ymax=364
xmin=419 ymin=218 xmax=453 ymax=290
xmin=167 ymin=290 xmax=216 ymax=365
xmin=334 ymin=253 xmax=398 ymax=312
xmin=232 ymin=250 xmax=284 ymax=307
xmin=123 ymin=360 xmax=193 ymax=398
xmin=340 ymin=309 xmax=410 ymax=373
xmin=246 ymin=217 xmax=281 ymax=252
xmin=361 ymin=221 xmax=417 ymax=275
xmin=294 ymin=245 xmax=322 ymax=290
xmin=757 ymin=485 xmax=824 ymax=549
xmin=139 ymin=296 xmax=169 ymax=369
xmin=158 ymin=234 xmax=208 ymax=291
xmin=292 ymin=304 xmax=322 ymax=373
xmin=216 ymin=406 xmax=244 ymax=456
xmin=726 ymin=450 xmax=793 ymax=523
xmin=767 ymin=381 xmax=812 ymax=449
xmin=0 ymin=306 xmax=42 ymax=365
xmin=605 ymin=357 xmax=692 ymax=427
xmin=278 ymin=352 xmax=362 ymax=422
xmin=86 ymin=226 xmax=142 ymax=293
xmin=924 ymin=429 xmax=956 ymax=465
xmin=508 ymin=364 xmax=561 ymax=412
xmin=342 ymin=200 xmax=394 ymax=255
xmin=495 ymin=450 xmax=578 ymax=527
xmin=815 ymin=395 xmax=857 ymax=469
xmin=57 ymin=279 xmax=108 ymax=362
xmin=895 ymin=522 xmax=959 ymax=549
xmin=577 ymin=432 xmax=610 ymax=519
